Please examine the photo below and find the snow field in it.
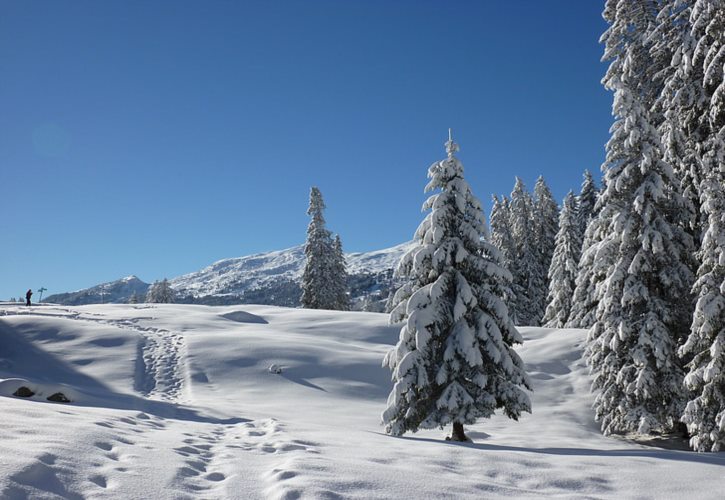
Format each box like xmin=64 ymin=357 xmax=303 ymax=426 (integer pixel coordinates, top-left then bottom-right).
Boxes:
xmin=0 ymin=303 xmax=723 ymax=499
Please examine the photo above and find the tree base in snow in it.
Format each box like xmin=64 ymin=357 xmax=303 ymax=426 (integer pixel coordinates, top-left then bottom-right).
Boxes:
xmin=445 ymin=422 xmax=471 ymax=442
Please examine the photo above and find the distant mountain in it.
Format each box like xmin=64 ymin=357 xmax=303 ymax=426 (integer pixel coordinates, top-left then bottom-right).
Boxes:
xmin=45 ymin=276 xmax=150 ymax=306
xmin=46 ymin=242 xmax=414 ymax=310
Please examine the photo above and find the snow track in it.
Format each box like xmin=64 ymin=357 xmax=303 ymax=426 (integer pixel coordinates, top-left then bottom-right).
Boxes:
xmin=127 ymin=321 xmax=188 ymax=402
xmin=1 ymin=306 xmax=189 ymax=403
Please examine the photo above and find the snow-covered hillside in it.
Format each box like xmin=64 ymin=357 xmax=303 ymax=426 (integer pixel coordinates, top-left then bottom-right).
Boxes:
xmin=45 ymin=242 xmax=415 ymax=309
xmin=1 ymin=303 xmax=722 ymax=499
xmin=170 ymin=241 xmax=413 ymax=300
xmin=43 ymin=276 xmax=150 ymax=306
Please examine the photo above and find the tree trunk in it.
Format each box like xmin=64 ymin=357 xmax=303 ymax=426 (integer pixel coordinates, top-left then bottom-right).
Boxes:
xmin=449 ymin=422 xmax=468 ymax=442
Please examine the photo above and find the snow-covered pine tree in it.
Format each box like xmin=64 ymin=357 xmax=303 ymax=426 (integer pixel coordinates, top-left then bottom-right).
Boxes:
xmin=146 ymin=281 xmax=158 ymax=303
xmin=586 ymin=0 xmax=695 ymax=436
xmin=300 ymin=187 xmax=345 ymax=310
xmin=490 ymin=195 xmax=515 ymax=267
xmin=566 ymin=171 xmax=601 ymax=328
xmin=128 ymin=292 xmax=139 ymax=304
xmin=566 ymin=209 xmax=608 ymax=329
xmin=508 ymin=178 xmax=539 ymax=326
xmin=679 ymin=0 xmax=725 ymax=452
xmin=680 ymin=138 xmax=725 ymax=451
xmin=146 ymin=278 xmax=174 ymax=303
xmin=382 ymin=132 xmax=531 ymax=441
xmin=576 ymin=170 xmax=598 ymax=243
xmin=489 ymin=195 xmax=517 ymax=322
xmin=532 ymin=176 xmax=559 ymax=324
xmin=543 ymin=192 xmax=582 ymax=328
xmin=331 ymin=234 xmax=350 ymax=311
xmin=654 ymin=0 xmax=704 ymax=239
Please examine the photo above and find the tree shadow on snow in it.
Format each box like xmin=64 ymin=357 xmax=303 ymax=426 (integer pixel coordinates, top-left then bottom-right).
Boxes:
xmin=389 ymin=434 xmax=725 ymax=466
xmin=0 ymin=319 xmax=248 ymax=426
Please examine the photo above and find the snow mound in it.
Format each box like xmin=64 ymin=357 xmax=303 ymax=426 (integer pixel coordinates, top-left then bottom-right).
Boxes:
xmin=221 ymin=311 xmax=268 ymax=324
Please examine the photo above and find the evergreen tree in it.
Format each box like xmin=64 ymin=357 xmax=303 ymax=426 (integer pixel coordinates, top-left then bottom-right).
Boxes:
xmin=586 ymin=0 xmax=695 ymax=436
xmin=300 ymin=187 xmax=347 ymax=310
xmin=532 ymin=176 xmax=559 ymax=324
xmin=679 ymin=0 xmax=725 ymax=452
xmin=382 ymin=132 xmax=531 ymax=441
xmin=543 ymin=192 xmax=581 ymax=328
xmin=655 ymin=0 xmax=704 ymax=239
xmin=146 ymin=279 xmax=174 ymax=303
xmin=489 ymin=195 xmax=517 ymax=322
xmin=331 ymin=234 xmax=350 ymax=311
xmin=508 ymin=178 xmax=539 ymax=326
xmin=566 ymin=171 xmax=601 ymax=328
xmin=490 ymin=195 xmax=515 ymax=268
xmin=680 ymin=143 xmax=725 ymax=451
xmin=566 ymin=204 xmax=609 ymax=329
xmin=576 ymin=170 xmax=599 ymax=242
xmin=128 ymin=292 xmax=139 ymax=304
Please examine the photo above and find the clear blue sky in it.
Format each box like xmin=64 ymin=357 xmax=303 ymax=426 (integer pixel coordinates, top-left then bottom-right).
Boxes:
xmin=0 ymin=0 xmax=610 ymax=299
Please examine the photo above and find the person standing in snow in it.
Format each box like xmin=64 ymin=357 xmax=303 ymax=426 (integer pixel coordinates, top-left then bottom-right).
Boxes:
xmin=25 ymin=289 xmax=32 ymax=306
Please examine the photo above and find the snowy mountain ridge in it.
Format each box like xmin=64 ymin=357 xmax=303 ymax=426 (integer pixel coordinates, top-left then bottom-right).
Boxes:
xmin=45 ymin=241 xmax=415 ymax=308
xmin=171 ymin=241 xmax=413 ymax=297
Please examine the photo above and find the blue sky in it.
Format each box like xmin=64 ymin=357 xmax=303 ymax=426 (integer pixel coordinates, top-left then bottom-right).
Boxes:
xmin=0 ymin=0 xmax=610 ymax=299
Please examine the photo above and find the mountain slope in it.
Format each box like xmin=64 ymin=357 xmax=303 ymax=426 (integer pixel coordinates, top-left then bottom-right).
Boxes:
xmin=46 ymin=242 xmax=414 ymax=309
xmin=44 ymin=276 xmax=149 ymax=306
xmin=0 ymin=303 xmax=722 ymax=499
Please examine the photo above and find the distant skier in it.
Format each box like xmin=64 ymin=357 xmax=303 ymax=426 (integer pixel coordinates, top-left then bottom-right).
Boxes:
xmin=25 ymin=289 xmax=32 ymax=306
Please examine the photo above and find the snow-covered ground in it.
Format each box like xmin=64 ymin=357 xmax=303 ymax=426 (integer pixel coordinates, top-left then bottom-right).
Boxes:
xmin=0 ymin=303 xmax=722 ymax=499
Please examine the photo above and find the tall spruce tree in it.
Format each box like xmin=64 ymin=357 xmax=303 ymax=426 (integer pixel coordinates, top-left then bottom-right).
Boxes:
xmin=490 ymin=195 xmax=515 ymax=269
xmin=567 ymin=205 xmax=609 ymax=329
xmin=509 ymin=178 xmax=539 ymax=326
xmin=533 ymin=176 xmax=560 ymax=324
xmin=566 ymin=171 xmax=601 ymax=328
xmin=331 ymin=234 xmax=350 ymax=311
xmin=655 ymin=0 xmax=703 ymax=239
xmin=680 ymin=141 xmax=725 ymax=451
xmin=382 ymin=132 xmax=531 ymax=441
xmin=678 ymin=0 xmax=725 ymax=452
xmin=301 ymin=187 xmax=344 ymax=310
xmin=489 ymin=195 xmax=518 ymax=323
xmin=576 ymin=170 xmax=599 ymax=242
xmin=543 ymin=192 xmax=581 ymax=328
xmin=586 ymin=0 xmax=695 ymax=436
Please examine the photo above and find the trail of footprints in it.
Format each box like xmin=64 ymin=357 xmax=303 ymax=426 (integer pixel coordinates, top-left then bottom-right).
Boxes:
xmin=86 ymin=413 xmax=321 ymax=499
xmin=124 ymin=320 xmax=187 ymax=402
xmin=5 ymin=306 xmax=321 ymax=498
xmin=86 ymin=411 xmax=169 ymax=493
xmin=81 ymin=315 xmax=188 ymax=403
xmin=5 ymin=307 xmax=189 ymax=403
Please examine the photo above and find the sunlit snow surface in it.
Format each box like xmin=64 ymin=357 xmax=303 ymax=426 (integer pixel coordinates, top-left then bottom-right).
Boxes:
xmin=0 ymin=303 xmax=723 ymax=499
